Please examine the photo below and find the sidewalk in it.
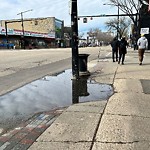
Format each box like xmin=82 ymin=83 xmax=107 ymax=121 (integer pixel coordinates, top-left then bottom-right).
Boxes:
xmin=29 ymin=49 xmax=150 ymax=150
xmin=27 ymin=48 xmax=150 ymax=150
xmin=1 ymin=48 xmax=150 ymax=150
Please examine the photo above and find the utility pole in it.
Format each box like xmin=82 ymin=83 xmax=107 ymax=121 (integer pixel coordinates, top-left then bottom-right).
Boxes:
xmin=117 ymin=4 xmax=120 ymax=39
xmin=71 ymin=0 xmax=79 ymax=79
xmin=5 ymin=22 xmax=9 ymax=49
xmin=17 ymin=9 xmax=33 ymax=49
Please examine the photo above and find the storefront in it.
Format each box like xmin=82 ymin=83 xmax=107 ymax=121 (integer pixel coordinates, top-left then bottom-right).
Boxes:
xmin=0 ymin=26 xmax=55 ymax=49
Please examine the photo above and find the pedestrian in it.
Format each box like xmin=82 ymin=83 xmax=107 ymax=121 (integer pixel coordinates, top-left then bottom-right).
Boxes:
xmin=118 ymin=36 xmax=128 ymax=65
xmin=110 ymin=37 xmax=119 ymax=62
xmin=137 ymin=34 xmax=148 ymax=65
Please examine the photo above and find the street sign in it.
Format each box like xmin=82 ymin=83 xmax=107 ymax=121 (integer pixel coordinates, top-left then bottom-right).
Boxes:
xmin=140 ymin=28 xmax=149 ymax=34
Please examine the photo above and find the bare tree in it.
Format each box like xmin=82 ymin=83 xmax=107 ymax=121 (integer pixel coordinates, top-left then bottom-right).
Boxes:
xmin=105 ymin=17 xmax=131 ymax=38
xmin=87 ymin=28 xmax=114 ymax=45
xmin=107 ymin=0 xmax=141 ymax=31
xmin=78 ymin=32 xmax=84 ymax=39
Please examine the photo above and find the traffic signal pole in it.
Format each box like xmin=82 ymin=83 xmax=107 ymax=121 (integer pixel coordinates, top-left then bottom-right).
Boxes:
xmin=71 ymin=0 xmax=79 ymax=79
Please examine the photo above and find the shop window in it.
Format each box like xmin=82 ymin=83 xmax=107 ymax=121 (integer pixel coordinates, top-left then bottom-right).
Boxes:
xmin=35 ymin=20 xmax=38 ymax=25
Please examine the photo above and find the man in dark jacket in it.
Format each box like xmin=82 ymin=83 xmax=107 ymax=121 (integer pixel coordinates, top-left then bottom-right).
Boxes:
xmin=118 ymin=36 xmax=128 ymax=65
xmin=110 ymin=37 xmax=119 ymax=62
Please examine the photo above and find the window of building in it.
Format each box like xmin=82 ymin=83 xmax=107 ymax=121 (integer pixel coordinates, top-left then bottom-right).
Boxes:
xmin=35 ymin=20 xmax=38 ymax=25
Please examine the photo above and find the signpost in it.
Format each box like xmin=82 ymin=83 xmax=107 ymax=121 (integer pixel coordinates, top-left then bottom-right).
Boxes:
xmin=140 ymin=28 xmax=149 ymax=34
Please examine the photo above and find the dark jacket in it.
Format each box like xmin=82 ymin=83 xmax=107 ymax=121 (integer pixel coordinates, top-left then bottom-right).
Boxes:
xmin=119 ymin=38 xmax=128 ymax=54
xmin=111 ymin=38 xmax=119 ymax=51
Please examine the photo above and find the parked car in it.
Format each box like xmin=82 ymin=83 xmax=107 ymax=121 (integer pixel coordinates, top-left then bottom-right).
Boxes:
xmin=0 ymin=43 xmax=14 ymax=49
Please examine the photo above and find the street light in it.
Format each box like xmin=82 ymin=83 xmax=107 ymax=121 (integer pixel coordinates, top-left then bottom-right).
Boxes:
xmin=117 ymin=4 xmax=119 ymax=39
xmin=103 ymin=3 xmax=120 ymax=39
xmin=17 ymin=9 xmax=33 ymax=49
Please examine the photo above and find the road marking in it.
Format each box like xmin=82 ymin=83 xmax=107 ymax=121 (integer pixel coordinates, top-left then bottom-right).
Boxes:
xmin=106 ymin=52 xmax=111 ymax=57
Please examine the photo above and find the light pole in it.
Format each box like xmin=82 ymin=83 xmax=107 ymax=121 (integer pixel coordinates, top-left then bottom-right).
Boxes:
xmin=71 ymin=0 xmax=79 ymax=79
xmin=17 ymin=9 xmax=33 ymax=49
xmin=117 ymin=4 xmax=119 ymax=39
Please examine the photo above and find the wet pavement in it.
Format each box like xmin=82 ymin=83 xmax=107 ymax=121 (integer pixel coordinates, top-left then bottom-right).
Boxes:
xmin=0 ymin=69 xmax=113 ymax=135
xmin=0 ymin=109 xmax=63 ymax=150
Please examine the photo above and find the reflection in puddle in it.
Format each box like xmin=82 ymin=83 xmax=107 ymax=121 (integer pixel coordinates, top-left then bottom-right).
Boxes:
xmin=0 ymin=69 xmax=113 ymax=130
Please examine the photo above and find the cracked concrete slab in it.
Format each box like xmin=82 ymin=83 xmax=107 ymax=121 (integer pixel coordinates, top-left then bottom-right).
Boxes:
xmin=72 ymin=101 xmax=107 ymax=107
xmin=29 ymin=142 xmax=92 ymax=150
xmin=115 ymin=65 xmax=150 ymax=80
xmin=92 ymin=141 xmax=150 ymax=150
xmin=65 ymin=101 xmax=107 ymax=113
xmin=36 ymin=111 xmax=101 ymax=142
xmin=114 ymin=79 xmax=143 ymax=93
xmin=105 ymin=92 xmax=150 ymax=117
xmin=96 ymin=114 xmax=150 ymax=142
xmin=94 ymin=62 xmax=118 ymax=85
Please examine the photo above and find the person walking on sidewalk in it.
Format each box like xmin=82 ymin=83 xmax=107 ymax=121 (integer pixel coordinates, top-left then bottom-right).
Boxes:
xmin=137 ymin=34 xmax=148 ymax=65
xmin=110 ymin=37 xmax=119 ymax=62
xmin=118 ymin=36 xmax=128 ymax=65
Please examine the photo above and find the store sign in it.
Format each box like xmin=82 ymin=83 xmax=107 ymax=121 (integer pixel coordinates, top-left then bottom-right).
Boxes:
xmin=140 ymin=28 xmax=149 ymax=35
xmin=0 ymin=27 xmax=55 ymax=38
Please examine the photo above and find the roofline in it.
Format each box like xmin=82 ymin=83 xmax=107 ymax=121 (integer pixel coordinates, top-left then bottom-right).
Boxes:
xmin=0 ymin=16 xmax=63 ymax=22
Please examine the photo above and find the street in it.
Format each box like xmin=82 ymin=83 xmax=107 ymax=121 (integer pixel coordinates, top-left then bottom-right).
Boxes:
xmin=0 ymin=47 xmax=102 ymax=95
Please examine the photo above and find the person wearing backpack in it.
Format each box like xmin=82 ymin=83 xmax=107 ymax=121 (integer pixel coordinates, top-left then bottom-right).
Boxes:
xmin=137 ymin=34 xmax=148 ymax=65
xmin=110 ymin=37 xmax=119 ymax=62
xmin=118 ymin=36 xmax=128 ymax=65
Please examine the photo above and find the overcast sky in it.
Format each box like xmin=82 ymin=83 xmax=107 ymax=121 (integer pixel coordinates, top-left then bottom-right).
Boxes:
xmin=0 ymin=0 xmax=118 ymax=33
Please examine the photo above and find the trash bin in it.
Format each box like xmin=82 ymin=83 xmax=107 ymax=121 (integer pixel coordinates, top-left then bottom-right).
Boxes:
xmin=78 ymin=78 xmax=89 ymax=96
xmin=78 ymin=54 xmax=90 ymax=76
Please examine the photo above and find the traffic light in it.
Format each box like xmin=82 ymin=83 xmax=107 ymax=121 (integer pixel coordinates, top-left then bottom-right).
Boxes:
xmin=83 ymin=18 xmax=87 ymax=23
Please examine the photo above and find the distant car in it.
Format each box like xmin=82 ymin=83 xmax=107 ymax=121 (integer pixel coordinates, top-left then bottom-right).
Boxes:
xmin=78 ymin=43 xmax=87 ymax=47
xmin=88 ymin=43 xmax=97 ymax=47
xmin=0 ymin=43 xmax=14 ymax=49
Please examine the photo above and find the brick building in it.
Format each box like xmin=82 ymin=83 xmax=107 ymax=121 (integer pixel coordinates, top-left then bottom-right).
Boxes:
xmin=0 ymin=17 xmax=64 ymax=49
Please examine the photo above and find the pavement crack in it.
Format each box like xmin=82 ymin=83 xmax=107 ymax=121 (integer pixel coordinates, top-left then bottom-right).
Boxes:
xmin=98 ymin=141 xmax=140 ymax=144
xmin=38 ymin=141 xmax=92 ymax=143
xmin=89 ymin=102 xmax=108 ymax=150
xmin=113 ymin=66 xmax=119 ymax=84
xmin=106 ymin=113 xmax=150 ymax=119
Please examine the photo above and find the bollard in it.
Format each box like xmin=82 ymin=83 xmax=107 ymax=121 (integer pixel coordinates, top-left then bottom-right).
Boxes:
xmin=78 ymin=54 xmax=90 ymax=76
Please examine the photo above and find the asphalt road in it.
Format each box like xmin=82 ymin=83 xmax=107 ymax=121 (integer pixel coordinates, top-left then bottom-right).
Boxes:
xmin=0 ymin=47 xmax=101 ymax=95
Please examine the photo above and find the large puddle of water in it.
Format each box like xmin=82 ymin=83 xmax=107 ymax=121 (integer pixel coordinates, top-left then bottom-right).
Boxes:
xmin=0 ymin=69 xmax=113 ymax=131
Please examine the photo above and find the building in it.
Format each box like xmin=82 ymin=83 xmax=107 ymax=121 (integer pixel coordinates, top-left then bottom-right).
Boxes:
xmin=0 ymin=17 xmax=64 ymax=49
xmin=140 ymin=0 xmax=150 ymax=49
xmin=130 ymin=0 xmax=150 ymax=49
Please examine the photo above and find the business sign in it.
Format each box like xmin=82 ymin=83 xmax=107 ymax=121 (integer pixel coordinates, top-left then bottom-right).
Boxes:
xmin=140 ymin=28 xmax=149 ymax=35
xmin=0 ymin=27 xmax=55 ymax=38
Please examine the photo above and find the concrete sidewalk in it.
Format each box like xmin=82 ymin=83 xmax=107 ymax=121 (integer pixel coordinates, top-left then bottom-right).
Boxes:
xmin=1 ymin=48 xmax=149 ymax=150
xmin=28 ymin=49 xmax=150 ymax=150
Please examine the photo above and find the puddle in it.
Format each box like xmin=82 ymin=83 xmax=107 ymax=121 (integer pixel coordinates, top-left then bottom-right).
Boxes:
xmin=0 ymin=69 xmax=113 ymax=131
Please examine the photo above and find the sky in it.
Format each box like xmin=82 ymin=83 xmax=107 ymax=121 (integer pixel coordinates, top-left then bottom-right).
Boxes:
xmin=0 ymin=0 xmax=118 ymax=34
